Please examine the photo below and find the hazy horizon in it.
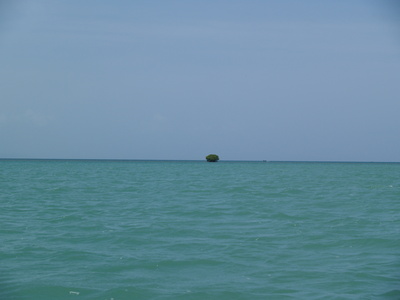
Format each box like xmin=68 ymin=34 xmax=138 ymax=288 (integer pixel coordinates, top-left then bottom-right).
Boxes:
xmin=1 ymin=158 xmax=400 ymax=164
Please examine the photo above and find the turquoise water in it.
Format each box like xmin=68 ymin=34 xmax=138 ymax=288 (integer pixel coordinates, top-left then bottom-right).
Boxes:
xmin=1 ymin=160 xmax=399 ymax=299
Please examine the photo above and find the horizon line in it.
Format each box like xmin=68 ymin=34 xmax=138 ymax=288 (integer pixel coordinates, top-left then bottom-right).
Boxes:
xmin=0 ymin=158 xmax=399 ymax=164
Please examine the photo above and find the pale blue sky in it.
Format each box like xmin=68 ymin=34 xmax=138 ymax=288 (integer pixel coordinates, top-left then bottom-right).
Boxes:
xmin=1 ymin=1 xmax=399 ymax=161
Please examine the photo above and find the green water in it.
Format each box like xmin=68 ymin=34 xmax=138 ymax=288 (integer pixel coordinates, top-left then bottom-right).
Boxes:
xmin=1 ymin=160 xmax=399 ymax=299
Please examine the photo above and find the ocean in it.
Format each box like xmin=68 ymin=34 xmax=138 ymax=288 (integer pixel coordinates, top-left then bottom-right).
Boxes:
xmin=1 ymin=160 xmax=399 ymax=299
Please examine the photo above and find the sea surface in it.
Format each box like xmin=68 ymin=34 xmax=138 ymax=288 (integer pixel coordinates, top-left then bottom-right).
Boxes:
xmin=1 ymin=160 xmax=399 ymax=299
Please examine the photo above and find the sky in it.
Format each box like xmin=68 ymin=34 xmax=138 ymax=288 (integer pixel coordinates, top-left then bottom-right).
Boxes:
xmin=1 ymin=0 xmax=399 ymax=161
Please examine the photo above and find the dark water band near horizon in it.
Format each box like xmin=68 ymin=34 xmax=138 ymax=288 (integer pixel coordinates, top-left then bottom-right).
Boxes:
xmin=1 ymin=160 xmax=399 ymax=299
xmin=1 ymin=158 xmax=400 ymax=163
